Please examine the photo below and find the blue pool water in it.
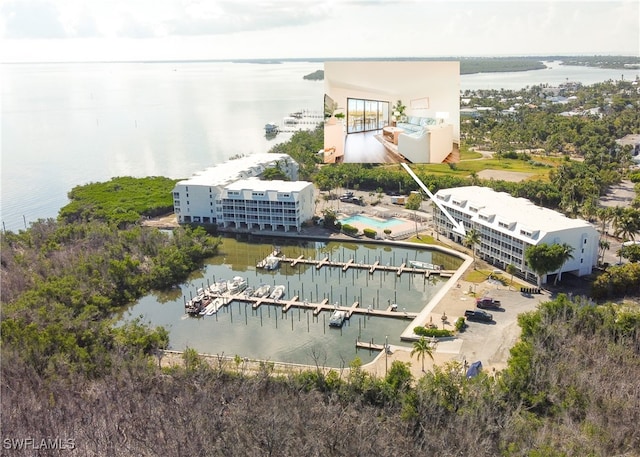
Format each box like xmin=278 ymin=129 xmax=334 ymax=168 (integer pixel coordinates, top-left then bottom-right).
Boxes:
xmin=340 ymin=214 xmax=405 ymax=229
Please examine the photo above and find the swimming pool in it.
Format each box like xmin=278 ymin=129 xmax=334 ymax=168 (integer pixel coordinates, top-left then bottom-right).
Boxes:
xmin=339 ymin=214 xmax=405 ymax=229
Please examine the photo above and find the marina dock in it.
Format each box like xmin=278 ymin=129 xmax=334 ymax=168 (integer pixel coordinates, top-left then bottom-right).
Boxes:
xmin=280 ymin=255 xmax=454 ymax=277
xmin=215 ymin=291 xmax=418 ymax=321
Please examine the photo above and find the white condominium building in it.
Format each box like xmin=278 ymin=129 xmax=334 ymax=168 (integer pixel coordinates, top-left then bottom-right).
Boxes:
xmin=173 ymin=153 xmax=314 ymax=230
xmin=220 ymin=178 xmax=315 ymax=232
xmin=433 ymin=186 xmax=599 ymax=284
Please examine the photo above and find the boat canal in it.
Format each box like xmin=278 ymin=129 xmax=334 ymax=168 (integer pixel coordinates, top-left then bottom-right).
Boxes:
xmin=120 ymin=238 xmax=464 ymax=368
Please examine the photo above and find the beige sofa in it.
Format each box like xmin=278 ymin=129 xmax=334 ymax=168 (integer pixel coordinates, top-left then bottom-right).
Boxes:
xmin=397 ymin=123 xmax=453 ymax=164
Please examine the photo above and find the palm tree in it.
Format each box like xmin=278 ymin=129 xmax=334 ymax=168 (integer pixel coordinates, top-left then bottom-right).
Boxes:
xmin=597 ymin=206 xmax=613 ymax=236
xmin=411 ymin=336 xmax=435 ymax=372
xmin=554 ymin=242 xmax=575 ymax=285
xmin=615 ymin=209 xmax=639 ymax=243
xmin=405 ymin=192 xmax=423 ymax=238
xmin=506 ymin=263 xmax=517 ymax=290
xmin=610 ymin=206 xmax=625 ymax=239
xmin=464 ymin=228 xmax=481 ymax=269
xmin=598 ymin=239 xmax=610 ymax=265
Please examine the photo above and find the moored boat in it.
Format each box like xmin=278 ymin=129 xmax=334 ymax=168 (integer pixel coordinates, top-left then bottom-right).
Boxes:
xmin=264 ymin=122 xmax=279 ymax=135
xmin=253 ymin=284 xmax=271 ymax=298
xmin=209 ymin=280 xmax=227 ymax=295
xmin=329 ymin=310 xmax=346 ymax=328
xmin=409 ymin=260 xmax=442 ymax=270
xmin=204 ymin=297 xmax=225 ymax=316
xmin=227 ymin=276 xmax=248 ymax=295
xmin=257 ymin=255 xmax=280 ymax=270
xmin=269 ymin=285 xmax=285 ymax=300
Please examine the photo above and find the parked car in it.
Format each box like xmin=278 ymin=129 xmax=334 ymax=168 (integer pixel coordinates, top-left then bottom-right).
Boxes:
xmin=339 ymin=191 xmax=354 ymax=202
xmin=476 ymin=297 xmax=501 ymax=309
xmin=464 ymin=309 xmax=494 ymax=322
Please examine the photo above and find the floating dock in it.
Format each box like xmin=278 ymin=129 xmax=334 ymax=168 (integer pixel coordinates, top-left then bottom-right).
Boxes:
xmin=216 ymin=290 xmax=418 ymax=321
xmin=280 ymin=255 xmax=454 ymax=277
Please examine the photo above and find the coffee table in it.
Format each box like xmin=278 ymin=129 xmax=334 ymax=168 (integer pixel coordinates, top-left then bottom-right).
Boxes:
xmin=382 ymin=126 xmax=404 ymax=145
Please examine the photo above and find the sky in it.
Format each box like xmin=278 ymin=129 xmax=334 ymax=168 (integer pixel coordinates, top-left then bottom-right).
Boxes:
xmin=0 ymin=0 xmax=638 ymax=63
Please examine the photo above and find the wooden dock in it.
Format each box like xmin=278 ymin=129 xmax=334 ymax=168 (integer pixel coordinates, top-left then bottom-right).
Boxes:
xmin=355 ymin=340 xmax=387 ymax=351
xmin=221 ymin=291 xmax=417 ymax=321
xmin=279 ymin=256 xmax=453 ymax=277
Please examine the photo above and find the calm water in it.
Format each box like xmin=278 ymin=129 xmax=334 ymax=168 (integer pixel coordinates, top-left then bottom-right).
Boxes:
xmin=2 ymin=60 xmax=638 ymax=232
xmin=1 ymin=61 xmax=324 ymax=231
xmin=120 ymin=238 xmax=464 ymax=367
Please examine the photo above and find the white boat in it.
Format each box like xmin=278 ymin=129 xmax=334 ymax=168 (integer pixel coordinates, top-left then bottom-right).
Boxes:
xmin=204 ymin=297 xmax=225 ymax=316
xmin=257 ymin=255 xmax=280 ymax=270
xmin=209 ymin=280 xmax=227 ymax=295
xmin=253 ymin=284 xmax=271 ymax=297
xmin=409 ymin=260 xmax=442 ymax=270
xmin=329 ymin=310 xmax=346 ymax=327
xmin=227 ymin=276 xmax=248 ymax=295
xmin=270 ymin=285 xmax=285 ymax=300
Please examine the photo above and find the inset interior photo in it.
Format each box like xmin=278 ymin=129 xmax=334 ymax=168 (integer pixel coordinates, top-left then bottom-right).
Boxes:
xmin=322 ymin=61 xmax=460 ymax=164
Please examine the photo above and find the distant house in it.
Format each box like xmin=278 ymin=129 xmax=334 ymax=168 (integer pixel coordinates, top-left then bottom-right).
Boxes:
xmin=616 ymin=134 xmax=640 ymax=162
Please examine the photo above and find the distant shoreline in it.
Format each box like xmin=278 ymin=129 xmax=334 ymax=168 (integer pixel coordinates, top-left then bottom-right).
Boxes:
xmin=2 ymin=55 xmax=638 ymax=72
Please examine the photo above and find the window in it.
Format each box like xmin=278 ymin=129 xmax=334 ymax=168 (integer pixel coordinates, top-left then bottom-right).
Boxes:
xmin=346 ymin=97 xmax=389 ymax=133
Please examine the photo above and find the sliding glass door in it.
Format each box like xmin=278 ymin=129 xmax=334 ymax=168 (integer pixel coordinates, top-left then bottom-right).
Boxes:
xmin=347 ymin=98 xmax=389 ymax=134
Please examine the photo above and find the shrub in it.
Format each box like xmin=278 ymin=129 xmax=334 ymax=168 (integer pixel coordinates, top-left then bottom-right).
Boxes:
xmin=413 ymin=326 xmax=453 ymax=338
xmin=363 ymin=228 xmax=377 ymax=239
xmin=455 ymin=317 xmax=467 ymax=332
xmin=341 ymin=224 xmax=358 ymax=236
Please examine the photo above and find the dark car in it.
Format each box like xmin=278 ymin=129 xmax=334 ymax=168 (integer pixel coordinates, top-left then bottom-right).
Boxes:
xmin=464 ymin=309 xmax=494 ymax=322
xmin=476 ymin=297 xmax=501 ymax=309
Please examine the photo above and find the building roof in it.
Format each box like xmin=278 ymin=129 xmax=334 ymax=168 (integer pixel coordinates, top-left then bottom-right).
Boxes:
xmin=176 ymin=153 xmax=292 ymax=187
xmin=225 ymin=178 xmax=312 ymax=192
xmin=435 ymin=186 xmax=595 ymax=237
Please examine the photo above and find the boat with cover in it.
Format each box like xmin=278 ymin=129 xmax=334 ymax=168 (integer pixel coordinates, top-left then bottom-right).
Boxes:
xmin=257 ymin=255 xmax=280 ymax=270
xmin=329 ymin=310 xmax=346 ymax=327
xmin=270 ymin=285 xmax=285 ymax=300
xmin=253 ymin=284 xmax=271 ymax=298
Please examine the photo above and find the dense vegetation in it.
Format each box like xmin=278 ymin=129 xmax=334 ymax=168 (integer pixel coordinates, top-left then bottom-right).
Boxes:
xmin=2 ymin=179 xmax=222 ymax=380
xmin=59 ymin=176 xmax=177 ymax=227
xmin=3 ymin=290 xmax=639 ymax=455
xmin=460 ymin=57 xmax=547 ymax=74
xmin=557 ymin=55 xmax=640 ymax=69
xmin=268 ymin=124 xmax=324 ymax=180
xmin=303 ymin=69 xmax=324 ymax=80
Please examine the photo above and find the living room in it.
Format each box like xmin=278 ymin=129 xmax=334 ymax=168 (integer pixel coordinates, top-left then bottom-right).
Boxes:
xmin=322 ymin=61 xmax=460 ymax=164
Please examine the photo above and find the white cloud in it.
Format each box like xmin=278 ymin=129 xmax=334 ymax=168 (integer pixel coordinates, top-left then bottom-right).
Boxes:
xmin=0 ymin=0 xmax=637 ymax=62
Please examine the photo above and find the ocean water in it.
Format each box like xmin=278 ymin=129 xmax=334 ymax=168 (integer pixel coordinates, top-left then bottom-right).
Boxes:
xmin=1 ymin=61 xmax=324 ymax=231
xmin=1 ymin=60 xmax=638 ymax=232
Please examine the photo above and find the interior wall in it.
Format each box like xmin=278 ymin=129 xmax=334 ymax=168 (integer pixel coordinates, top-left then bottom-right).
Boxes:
xmin=324 ymin=61 xmax=460 ymax=141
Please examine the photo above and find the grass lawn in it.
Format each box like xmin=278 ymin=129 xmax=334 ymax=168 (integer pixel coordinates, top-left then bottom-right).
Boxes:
xmin=414 ymin=158 xmax=553 ymax=181
xmin=406 ymin=233 xmax=449 ymax=247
